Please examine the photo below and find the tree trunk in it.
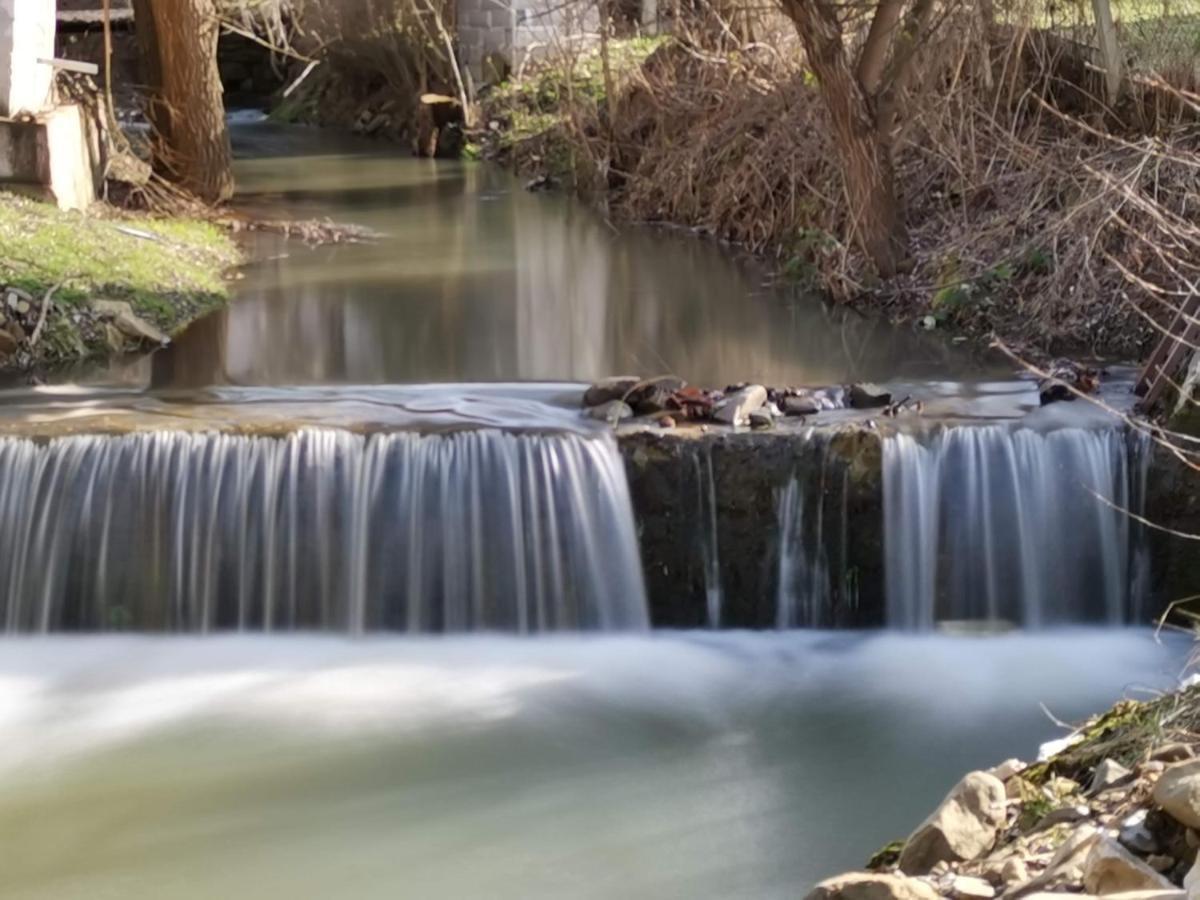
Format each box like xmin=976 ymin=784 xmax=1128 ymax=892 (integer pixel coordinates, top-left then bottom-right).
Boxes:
xmin=779 ymin=0 xmax=909 ymax=277
xmin=132 ymin=0 xmax=234 ymax=204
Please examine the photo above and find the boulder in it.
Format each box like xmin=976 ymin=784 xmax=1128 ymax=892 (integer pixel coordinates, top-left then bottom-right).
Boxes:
xmin=91 ymin=300 xmax=169 ymax=346
xmin=749 ymin=409 xmax=774 ymax=430
xmin=714 ymin=385 xmax=767 ymax=427
xmin=898 ymin=772 xmax=1007 ymax=875
xmin=1083 ymin=837 xmax=1177 ymax=894
xmin=805 ymin=872 xmax=940 ymax=900
xmin=1153 ymin=760 xmax=1200 ymax=830
xmin=583 ymin=376 xmax=640 ymax=408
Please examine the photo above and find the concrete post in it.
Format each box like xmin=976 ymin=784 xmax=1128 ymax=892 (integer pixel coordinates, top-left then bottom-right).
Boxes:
xmin=0 ymin=0 xmax=57 ymax=117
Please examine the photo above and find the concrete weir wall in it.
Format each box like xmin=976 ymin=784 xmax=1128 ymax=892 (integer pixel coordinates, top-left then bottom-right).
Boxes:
xmin=0 ymin=0 xmax=99 ymax=210
xmin=618 ymin=428 xmax=886 ymax=628
xmin=616 ymin=426 xmax=1200 ymax=630
xmin=0 ymin=0 xmax=56 ymax=117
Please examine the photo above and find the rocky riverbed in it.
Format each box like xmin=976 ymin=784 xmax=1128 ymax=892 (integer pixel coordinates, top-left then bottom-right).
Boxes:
xmin=809 ymin=683 xmax=1200 ymax=900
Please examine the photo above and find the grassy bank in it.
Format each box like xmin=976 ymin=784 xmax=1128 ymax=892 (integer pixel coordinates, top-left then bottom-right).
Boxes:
xmin=0 ymin=193 xmax=238 ymax=373
xmin=479 ymin=30 xmax=1199 ymax=363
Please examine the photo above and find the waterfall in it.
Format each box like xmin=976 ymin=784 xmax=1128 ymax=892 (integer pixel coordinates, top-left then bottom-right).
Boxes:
xmin=883 ymin=425 xmax=1149 ymax=629
xmin=774 ymin=435 xmax=856 ymax=628
xmin=694 ymin=450 xmax=722 ymax=628
xmin=0 ymin=429 xmax=649 ymax=633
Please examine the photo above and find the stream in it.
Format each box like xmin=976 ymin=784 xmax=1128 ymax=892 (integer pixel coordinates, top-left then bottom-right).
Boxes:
xmin=0 ymin=124 xmax=1185 ymax=899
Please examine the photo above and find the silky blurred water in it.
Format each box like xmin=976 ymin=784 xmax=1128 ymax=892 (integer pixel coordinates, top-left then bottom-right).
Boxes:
xmin=0 ymin=629 xmax=1187 ymax=900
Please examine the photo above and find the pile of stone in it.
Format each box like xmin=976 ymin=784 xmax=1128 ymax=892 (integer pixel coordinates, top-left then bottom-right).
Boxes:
xmin=581 ymin=376 xmax=912 ymax=428
xmin=808 ymin=741 xmax=1200 ymax=900
xmin=0 ymin=284 xmax=168 ymax=369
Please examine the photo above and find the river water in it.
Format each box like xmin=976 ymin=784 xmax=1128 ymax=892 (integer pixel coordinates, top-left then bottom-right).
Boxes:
xmin=0 ymin=632 xmax=1187 ymax=900
xmin=0 ymin=125 xmax=1180 ymax=898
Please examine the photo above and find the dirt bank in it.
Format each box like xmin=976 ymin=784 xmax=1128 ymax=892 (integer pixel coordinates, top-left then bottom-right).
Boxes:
xmin=0 ymin=193 xmax=238 ymax=375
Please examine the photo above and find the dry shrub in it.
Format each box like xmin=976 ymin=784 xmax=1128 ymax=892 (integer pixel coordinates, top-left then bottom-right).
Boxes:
xmin=500 ymin=4 xmax=1200 ymax=357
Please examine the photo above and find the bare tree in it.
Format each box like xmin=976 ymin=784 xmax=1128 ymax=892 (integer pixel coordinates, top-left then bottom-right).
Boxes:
xmin=132 ymin=0 xmax=235 ymax=204
xmin=777 ymin=0 xmax=936 ymax=276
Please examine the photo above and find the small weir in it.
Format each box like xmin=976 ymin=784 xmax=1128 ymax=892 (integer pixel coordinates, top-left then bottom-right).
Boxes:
xmin=882 ymin=424 xmax=1150 ymax=629
xmin=0 ymin=429 xmax=648 ymax=633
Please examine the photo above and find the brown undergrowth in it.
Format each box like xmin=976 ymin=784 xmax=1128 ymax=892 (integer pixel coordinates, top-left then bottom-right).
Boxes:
xmin=483 ymin=23 xmax=1200 ymax=361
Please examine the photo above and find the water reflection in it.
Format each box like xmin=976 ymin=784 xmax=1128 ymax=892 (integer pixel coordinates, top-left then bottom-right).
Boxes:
xmin=105 ymin=125 xmax=1003 ymax=390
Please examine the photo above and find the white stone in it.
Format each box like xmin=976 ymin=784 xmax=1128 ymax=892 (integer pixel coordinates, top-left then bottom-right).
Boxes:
xmin=0 ymin=0 xmax=56 ymax=117
xmin=950 ymin=875 xmax=995 ymax=899
xmin=1154 ymin=759 xmax=1200 ymax=830
xmin=1091 ymin=759 xmax=1135 ymax=795
xmin=898 ymin=772 xmax=1007 ymax=875
xmin=713 ymin=385 xmax=766 ymax=427
xmin=805 ymin=872 xmax=941 ymax=900
xmin=1083 ymin=836 xmax=1177 ymax=894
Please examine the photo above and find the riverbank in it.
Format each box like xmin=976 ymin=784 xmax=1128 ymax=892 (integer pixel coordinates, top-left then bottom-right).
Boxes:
xmin=475 ymin=33 xmax=1198 ymax=363
xmin=0 ymin=192 xmax=238 ymax=375
xmin=808 ymin=676 xmax=1200 ymax=900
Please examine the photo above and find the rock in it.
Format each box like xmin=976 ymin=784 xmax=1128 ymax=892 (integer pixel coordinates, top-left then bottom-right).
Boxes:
xmin=951 ymin=875 xmax=995 ymax=899
xmin=1153 ymin=760 xmax=1200 ymax=830
xmin=1091 ymin=759 xmax=1135 ymax=795
xmin=849 ymin=383 xmax=893 ymax=409
xmin=91 ymin=300 xmax=169 ymax=346
xmin=586 ymin=400 xmax=633 ymax=423
xmin=628 ymin=377 xmax=686 ymax=415
xmin=783 ymin=394 xmax=821 ymax=416
xmin=1145 ymin=855 xmax=1174 ymax=874
xmin=0 ymin=329 xmax=18 ymax=358
xmin=658 ymin=415 xmax=676 ymax=428
xmin=714 ymin=385 xmax=767 ymax=427
xmin=1014 ymin=824 xmax=1101 ymax=894
xmin=989 ymin=759 xmax=1026 ymax=782
xmin=805 ymin=872 xmax=941 ymax=900
xmin=583 ymin=376 xmax=640 ymax=408
xmin=1120 ymin=811 xmax=1162 ymax=855
xmin=1083 ymin=836 xmax=1177 ymax=894
xmin=898 ymin=772 xmax=1007 ymax=875
xmin=749 ymin=409 xmax=774 ymax=430
xmin=1152 ymin=744 xmax=1195 ymax=764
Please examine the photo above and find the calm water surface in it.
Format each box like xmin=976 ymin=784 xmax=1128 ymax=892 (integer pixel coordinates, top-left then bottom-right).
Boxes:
xmin=80 ymin=124 xmax=1007 ymax=392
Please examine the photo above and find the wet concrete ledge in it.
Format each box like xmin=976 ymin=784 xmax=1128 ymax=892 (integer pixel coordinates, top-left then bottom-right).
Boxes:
xmin=617 ymin=425 xmax=885 ymax=628
xmin=616 ymin=424 xmax=1200 ymax=630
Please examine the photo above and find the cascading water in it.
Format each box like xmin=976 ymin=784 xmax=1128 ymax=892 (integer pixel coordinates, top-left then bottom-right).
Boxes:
xmin=883 ymin=424 xmax=1149 ymax=629
xmin=0 ymin=428 xmax=648 ymax=633
xmin=774 ymin=434 xmax=857 ymax=629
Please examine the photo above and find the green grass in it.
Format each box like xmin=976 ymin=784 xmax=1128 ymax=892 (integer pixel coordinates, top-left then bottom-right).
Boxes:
xmin=0 ymin=193 xmax=238 ymax=327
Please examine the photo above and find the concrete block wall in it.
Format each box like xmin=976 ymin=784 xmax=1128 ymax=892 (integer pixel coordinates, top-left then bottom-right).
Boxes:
xmin=0 ymin=0 xmax=56 ymax=117
xmin=457 ymin=0 xmax=600 ymax=79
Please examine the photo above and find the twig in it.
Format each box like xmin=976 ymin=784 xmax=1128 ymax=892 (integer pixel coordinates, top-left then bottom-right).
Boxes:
xmin=29 ymin=280 xmax=65 ymax=349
